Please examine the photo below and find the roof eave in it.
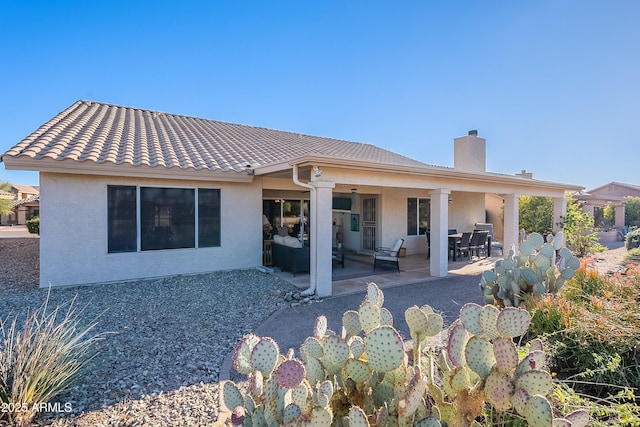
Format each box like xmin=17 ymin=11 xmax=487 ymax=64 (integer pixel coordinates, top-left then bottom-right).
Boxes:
xmin=2 ymin=156 xmax=254 ymax=183
xmin=280 ymin=155 xmax=583 ymax=192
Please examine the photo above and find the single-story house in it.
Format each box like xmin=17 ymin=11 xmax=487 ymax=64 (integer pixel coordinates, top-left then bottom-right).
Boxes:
xmin=577 ymin=182 xmax=640 ymax=227
xmin=1 ymin=100 xmax=582 ymax=296
xmin=0 ymin=184 xmax=40 ymax=225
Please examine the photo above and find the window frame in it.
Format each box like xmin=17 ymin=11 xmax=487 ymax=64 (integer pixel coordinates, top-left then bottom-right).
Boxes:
xmin=407 ymin=197 xmax=431 ymax=236
xmin=107 ymin=185 xmax=221 ymax=253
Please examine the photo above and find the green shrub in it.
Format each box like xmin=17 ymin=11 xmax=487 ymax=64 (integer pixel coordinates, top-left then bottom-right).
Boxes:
xmin=0 ymin=292 xmax=101 ymax=426
xmin=625 ymin=228 xmax=640 ymax=250
xmin=26 ymin=217 xmax=39 ymax=235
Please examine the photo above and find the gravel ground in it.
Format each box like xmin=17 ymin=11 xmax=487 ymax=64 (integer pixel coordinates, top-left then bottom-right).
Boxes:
xmin=0 ymin=238 xmax=628 ymax=426
xmin=0 ymin=238 xmax=299 ymax=426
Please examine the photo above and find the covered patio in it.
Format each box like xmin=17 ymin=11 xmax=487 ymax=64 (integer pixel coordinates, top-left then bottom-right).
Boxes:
xmin=273 ymin=250 xmax=500 ymax=297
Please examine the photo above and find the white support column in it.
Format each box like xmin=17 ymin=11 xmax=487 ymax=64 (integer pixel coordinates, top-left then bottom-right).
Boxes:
xmin=429 ymin=189 xmax=450 ymax=278
xmin=503 ymin=194 xmax=520 ymax=254
xmin=313 ymin=181 xmax=335 ymax=297
xmin=552 ymin=196 xmax=568 ymax=234
xmin=615 ymin=204 xmax=626 ymax=228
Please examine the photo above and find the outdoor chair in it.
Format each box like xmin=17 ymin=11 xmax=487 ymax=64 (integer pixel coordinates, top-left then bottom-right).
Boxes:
xmin=373 ymin=238 xmax=404 ymax=272
xmin=456 ymin=232 xmax=473 ymax=260
xmin=469 ymin=230 xmax=489 ymax=258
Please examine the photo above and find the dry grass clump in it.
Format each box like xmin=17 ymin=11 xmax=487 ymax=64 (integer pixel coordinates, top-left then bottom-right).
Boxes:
xmin=0 ymin=291 xmax=102 ymax=426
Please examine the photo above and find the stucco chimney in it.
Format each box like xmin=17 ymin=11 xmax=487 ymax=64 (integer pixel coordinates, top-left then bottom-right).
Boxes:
xmin=516 ymin=170 xmax=533 ymax=179
xmin=454 ymin=130 xmax=486 ymax=173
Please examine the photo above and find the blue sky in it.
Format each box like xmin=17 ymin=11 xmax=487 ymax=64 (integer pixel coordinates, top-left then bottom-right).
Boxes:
xmin=1 ymin=1 xmax=638 ymax=190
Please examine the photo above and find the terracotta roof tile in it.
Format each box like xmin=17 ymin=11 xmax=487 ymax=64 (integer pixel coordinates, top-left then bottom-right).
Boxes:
xmin=3 ymin=100 xmax=429 ymax=173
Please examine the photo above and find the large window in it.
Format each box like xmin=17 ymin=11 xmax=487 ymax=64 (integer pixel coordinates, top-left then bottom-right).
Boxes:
xmin=108 ymin=186 xmax=137 ymax=253
xmin=407 ymin=197 xmax=430 ymax=235
xmin=107 ymin=186 xmax=221 ymax=253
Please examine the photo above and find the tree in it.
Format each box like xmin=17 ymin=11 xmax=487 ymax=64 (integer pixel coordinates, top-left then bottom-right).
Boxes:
xmin=0 ymin=182 xmax=14 ymax=216
xmin=559 ymin=195 xmax=605 ymax=257
xmin=518 ymin=196 xmax=553 ymax=234
xmin=625 ymin=196 xmax=640 ymax=227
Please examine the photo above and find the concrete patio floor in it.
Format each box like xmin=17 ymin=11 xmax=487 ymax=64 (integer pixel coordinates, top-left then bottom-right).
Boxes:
xmin=272 ymin=251 xmax=501 ymax=296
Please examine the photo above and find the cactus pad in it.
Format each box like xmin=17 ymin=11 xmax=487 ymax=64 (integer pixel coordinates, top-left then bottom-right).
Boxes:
xmin=479 ymin=305 xmax=501 ymax=339
xmin=347 ymin=406 xmax=371 ymax=427
xmin=343 ymin=310 xmax=362 ymax=337
xmin=276 ymin=359 xmax=306 ymax=389
xmin=301 ymin=337 xmax=324 ymax=360
xmin=292 ymin=382 xmax=311 ymax=411
xmin=250 ymin=337 xmax=280 ymax=377
xmin=366 ymin=282 xmax=384 ymax=306
xmin=459 ymin=303 xmax=484 ymax=336
xmin=524 ymin=395 xmax=553 ymax=427
xmin=447 ymin=323 xmax=469 ymax=367
xmin=464 ymin=337 xmax=496 ymax=379
xmin=304 ymin=357 xmax=325 ymax=385
xmin=493 ymin=337 xmax=519 ymax=374
xmin=552 ymin=419 xmax=571 ymax=427
xmin=365 ymin=326 xmax=405 ymax=372
xmin=376 ymin=403 xmax=389 ymax=427
xmin=484 ymin=369 xmax=514 ymax=411
xmin=307 ymin=406 xmax=333 ymax=426
xmin=380 ymin=307 xmax=394 ymax=326
xmin=496 ymin=307 xmax=530 ymax=338
xmin=346 ymin=358 xmax=371 ymax=383
xmin=405 ymin=306 xmax=429 ymax=335
xmin=318 ymin=379 xmax=334 ymax=400
xmin=565 ymin=409 xmax=590 ymax=427
xmin=222 ymin=381 xmax=244 ymax=412
xmin=248 ymin=370 xmax=264 ymax=400
xmin=314 ymin=316 xmax=328 ymax=339
xmin=359 ymin=300 xmax=381 ymax=333
xmin=426 ymin=313 xmax=444 ymax=337
xmin=321 ymin=335 xmax=350 ymax=374
xmin=511 ymin=387 xmax=530 ymax=415
xmin=515 ymin=370 xmax=553 ymax=397
xmin=515 ymin=350 xmax=546 ymax=376
xmin=230 ymin=406 xmax=245 ymax=426
xmin=232 ymin=333 xmax=261 ymax=375
xmin=283 ymin=403 xmax=301 ymax=425
xmin=414 ymin=417 xmax=443 ymax=427
xmin=264 ymin=375 xmax=279 ymax=401
xmin=350 ymin=336 xmax=365 ymax=359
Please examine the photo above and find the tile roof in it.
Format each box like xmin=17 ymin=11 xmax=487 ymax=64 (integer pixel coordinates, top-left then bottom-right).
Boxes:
xmin=2 ymin=100 xmax=429 ymax=174
xmin=13 ymin=195 xmax=39 ymax=208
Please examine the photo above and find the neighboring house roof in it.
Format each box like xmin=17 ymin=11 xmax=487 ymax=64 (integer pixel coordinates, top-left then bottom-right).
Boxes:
xmin=1 ymin=100 xmax=428 ymax=175
xmin=11 ymin=184 xmax=39 ymax=195
xmin=586 ymin=182 xmax=640 ymax=196
xmin=12 ymin=195 xmax=39 ymax=208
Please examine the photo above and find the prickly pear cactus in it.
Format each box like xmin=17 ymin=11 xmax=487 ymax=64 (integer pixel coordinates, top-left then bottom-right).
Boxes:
xmin=220 ymin=283 xmax=586 ymax=427
xmin=480 ymin=231 xmax=581 ymax=308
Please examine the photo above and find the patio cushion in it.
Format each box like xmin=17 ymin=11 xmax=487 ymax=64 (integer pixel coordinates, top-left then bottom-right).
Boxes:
xmin=389 ymin=239 xmax=403 ymax=256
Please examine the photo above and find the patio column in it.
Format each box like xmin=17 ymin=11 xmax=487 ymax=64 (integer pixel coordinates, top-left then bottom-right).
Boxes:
xmin=503 ymin=194 xmax=520 ymax=254
xmin=552 ymin=196 xmax=568 ymax=235
xmin=582 ymin=202 xmax=595 ymax=218
xmin=313 ymin=180 xmax=335 ymax=297
xmin=615 ymin=203 xmax=626 ymax=228
xmin=429 ymin=188 xmax=450 ymax=278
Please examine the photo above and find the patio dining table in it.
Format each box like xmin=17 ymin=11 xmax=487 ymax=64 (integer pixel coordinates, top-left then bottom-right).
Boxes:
xmin=448 ymin=233 xmax=462 ymax=261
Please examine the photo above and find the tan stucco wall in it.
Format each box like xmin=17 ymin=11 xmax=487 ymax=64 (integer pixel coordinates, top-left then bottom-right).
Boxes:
xmin=39 ymin=173 xmax=262 ymax=287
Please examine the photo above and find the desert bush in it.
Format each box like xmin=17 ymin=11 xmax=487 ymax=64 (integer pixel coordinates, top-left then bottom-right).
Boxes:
xmin=0 ymin=292 xmax=101 ymax=426
xmin=528 ymin=260 xmax=640 ymax=400
xmin=26 ymin=216 xmax=39 ymax=235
